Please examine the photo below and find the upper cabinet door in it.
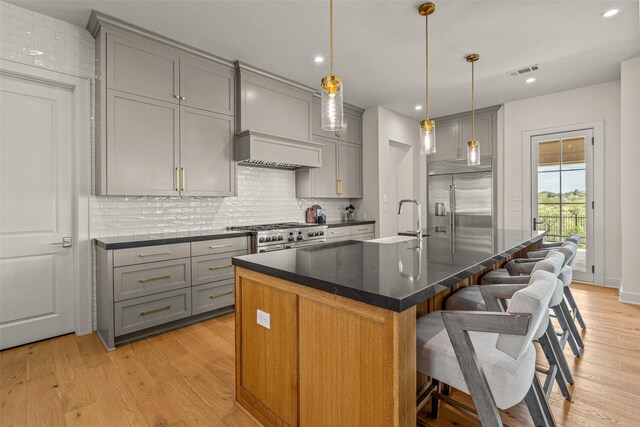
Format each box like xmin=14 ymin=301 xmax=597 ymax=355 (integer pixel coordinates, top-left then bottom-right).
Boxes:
xmin=336 ymin=109 xmax=362 ymax=145
xmin=338 ymin=141 xmax=362 ymax=198
xmin=179 ymin=55 xmax=234 ymax=115
xmin=180 ymin=107 xmax=235 ymax=197
xmin=310 ymin=137 xmax=339 ymax=198
xmin=106 ymin=90 xmax=180 ymax=195
xmin=429 ymin=120 xmax=459 ymax=162
xmin=106 ymin=32 xmax=180 ymax=103
xmin=460 ymin=113 xmax=493 ymax=156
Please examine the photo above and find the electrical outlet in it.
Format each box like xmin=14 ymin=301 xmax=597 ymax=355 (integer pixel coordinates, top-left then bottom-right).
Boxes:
xmin=257 ymin=309 xmax=270 ymax=329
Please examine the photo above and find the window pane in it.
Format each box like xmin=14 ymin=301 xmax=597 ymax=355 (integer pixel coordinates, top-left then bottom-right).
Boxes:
xmin=561 ymin=204 xmax=586 ymax=244
xmin=562 ymin=137 xmax=585 ymax=170
xmin=538 ymin=139 xmax=560 ymax=172
xmin=538 ymin=171 xmax=560 ymax=203
xmin=538 ymin=203 xmax=560 ymax=236
xmin=561 ymin=169 xmax=586 ymax=203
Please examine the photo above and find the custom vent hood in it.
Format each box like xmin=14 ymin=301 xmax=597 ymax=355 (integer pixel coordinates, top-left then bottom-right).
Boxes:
xmin=235 ymin=62 xmax=323 ymax=169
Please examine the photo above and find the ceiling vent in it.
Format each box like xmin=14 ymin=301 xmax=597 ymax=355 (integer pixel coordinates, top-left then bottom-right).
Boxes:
xmin=509 ymin=64 xmax=539 ymax=76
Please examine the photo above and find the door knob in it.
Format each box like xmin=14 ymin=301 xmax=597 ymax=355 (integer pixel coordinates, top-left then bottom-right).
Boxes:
xmin=50 ymin=237 xmax=72 ymax=247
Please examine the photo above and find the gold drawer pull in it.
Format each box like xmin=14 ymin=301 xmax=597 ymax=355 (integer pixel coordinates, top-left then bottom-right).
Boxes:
xmin=357 ymin=228 xmax=369 ymax=232
xmin=209 ymin=264 xmax=232 ymax=271
xmin=139 ymin=274 xmax=171 ymax=283
xmin=140 ymin=305 xmax=171 ymax=316
xmin=138 ymin=252 xmax=170 ymax=258
xmin=210 ymin=290 xmax=233 ymax=299
xmin=209 ymin=244 xmax=233 ymax=249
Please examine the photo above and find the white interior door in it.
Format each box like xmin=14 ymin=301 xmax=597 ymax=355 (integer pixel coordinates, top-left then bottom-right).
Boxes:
xmin=531 ymin=129 xmax=594 ymax=283
xmin=0 ymin=73 xmax=76 ymax=349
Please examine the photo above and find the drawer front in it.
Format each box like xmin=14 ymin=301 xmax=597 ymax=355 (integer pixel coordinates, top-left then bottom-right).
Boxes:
xmin=350 ymin=224 xmax=374 ymax=235
xmin=114 ymin=258 xmax=191 ymax=302
xmin=325 ymin=235 xmax=351 ymax=243
xmin=192 ymin=280 xmax=234 ymax=315
xmin=350 ymin=233 xmax=374 ymax=242
xmin=191 ymin=250 xmax=245 ymax=286
xmin=191 ymin=237 xmax=248 ymax=257
xmin=114 ymin=288 xmax=191 ymax=336
xmin=326 ymin=227 xmax=350 ymax=239
xmin=113 ymin=243 xmax=190 ymax=267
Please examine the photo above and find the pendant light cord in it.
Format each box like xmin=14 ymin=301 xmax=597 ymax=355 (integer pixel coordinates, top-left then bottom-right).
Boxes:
xmin=330 ymin=0 xmax=333 ymax=77
xmin=471 ymin=60 xmax=475 ymax=141
xmin=425 ymin=12 xmax=429 ymax=122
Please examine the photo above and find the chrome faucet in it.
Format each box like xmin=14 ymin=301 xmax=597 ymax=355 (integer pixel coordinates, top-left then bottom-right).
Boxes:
xmin=398 ymin=199 xmax=422 ymax=241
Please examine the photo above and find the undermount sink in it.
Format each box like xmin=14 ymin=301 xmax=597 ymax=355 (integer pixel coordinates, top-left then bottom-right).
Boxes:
xmin=368 ymin=235 xmax=416 ymax=244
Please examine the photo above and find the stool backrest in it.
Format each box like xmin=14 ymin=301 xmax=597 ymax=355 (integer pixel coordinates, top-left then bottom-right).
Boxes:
xmin=566 ymin=234 xmax=581 ymax=245
xmin=496 ymin=270 xmax=555 ymax=359
xmin=531 ymin=251 xmax=565 ymax=276
xmin=558 ymin=241 xmax=578 ymax=267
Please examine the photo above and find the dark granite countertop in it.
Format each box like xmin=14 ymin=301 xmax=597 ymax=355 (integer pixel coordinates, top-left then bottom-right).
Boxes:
xmin=325 ymin=219 xmax=376 ymax=228
xmin=95 ymin=229 xmax=252 ymax=250
xmin=232 ymin=227 xmax=545 ymax=312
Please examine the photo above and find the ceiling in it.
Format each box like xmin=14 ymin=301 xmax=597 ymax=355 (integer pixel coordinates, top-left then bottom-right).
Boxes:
xmin=11 ymin=0 xmax=640 ymax=119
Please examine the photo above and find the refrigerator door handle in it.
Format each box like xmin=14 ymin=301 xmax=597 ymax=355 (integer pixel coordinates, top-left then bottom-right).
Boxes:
xmin=449 ymin=184 xmax=457 ymax=228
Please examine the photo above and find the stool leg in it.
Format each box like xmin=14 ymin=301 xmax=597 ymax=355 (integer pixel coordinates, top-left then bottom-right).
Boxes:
xmin=431 ymin=380 xmax=441 ymax=419
xmin=546 ymin=321 xmax=574 ymax=385
xmin=564 ymin=287 xmax=587 ymax=330
xmin=560 ymin=299 xmax=585 ymax=349
xmin=525 ymin=374 xmax=557 ymax=427
xmin=539 ymin=329 xmax=571 ymax=400
xmin=552 ymin=305 xmax=582 ymax=358
xmin=442 ymin=384 xmax=451 ymax=396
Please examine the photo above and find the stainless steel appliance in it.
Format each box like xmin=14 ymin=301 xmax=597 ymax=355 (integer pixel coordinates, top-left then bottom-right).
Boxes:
xmin=227 ymin=223 xmax=327 ymax=253
xmin=428 ymin=157 xmax=493 ymax=229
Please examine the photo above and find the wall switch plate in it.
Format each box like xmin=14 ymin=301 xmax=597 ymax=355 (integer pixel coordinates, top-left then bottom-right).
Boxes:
xmin=257 ymin=309 xmax=270 ymax=329
xmin=512 ymin=193 xmax=522 ymax=201
xmin=512 ymin=201 xmax=522 ymax=212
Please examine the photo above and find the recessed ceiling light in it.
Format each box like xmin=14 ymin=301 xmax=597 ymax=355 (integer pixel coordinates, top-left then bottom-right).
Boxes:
xmin=313 ymin=56 xmax=324 ymax=63
xmin=415 ymin=105 xmax=423 ymax=111
xmin=602 ymin=9 xmax=619 ymax=18
xmin=526 ymin=77 xmax=536 ymax=84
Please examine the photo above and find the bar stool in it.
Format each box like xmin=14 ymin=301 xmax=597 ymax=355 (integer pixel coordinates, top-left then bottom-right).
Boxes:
xmin=446 ymin=256 xmax=574 ymax=401
xmin=416 ymin=270 xmax=557 ymax=427
xmin=539 ymin=233 xmax=580 ymax=249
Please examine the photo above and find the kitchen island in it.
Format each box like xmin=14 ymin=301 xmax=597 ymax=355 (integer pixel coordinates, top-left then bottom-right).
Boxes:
xmin=232 ymin=227 xmax=544 ymax=427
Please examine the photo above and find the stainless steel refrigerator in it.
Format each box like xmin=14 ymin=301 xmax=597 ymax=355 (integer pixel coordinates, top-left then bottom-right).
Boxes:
xmin=428 ymin=157 xmax=493 ymax=229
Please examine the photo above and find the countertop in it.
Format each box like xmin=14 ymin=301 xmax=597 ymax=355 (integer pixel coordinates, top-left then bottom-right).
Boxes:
xmin=94 ymin=229 xmax=252 ymax=250
xmin=232 ymin=227 xmax=545 ymax=312
xmin=324 ymin=219 xmax=376 ymax=228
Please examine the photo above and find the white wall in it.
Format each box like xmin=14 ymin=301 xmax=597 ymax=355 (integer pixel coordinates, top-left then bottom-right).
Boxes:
xmin=619 ymin=56 xmax=640 ymax=304
xmin=499 ymin=81 xmax=622 ymax=286
xmin=359 ymin=107 xmax=427 ymax=237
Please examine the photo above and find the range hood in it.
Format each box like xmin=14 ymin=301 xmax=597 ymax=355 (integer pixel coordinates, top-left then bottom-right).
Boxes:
xmin=235 ymin=130 xmax=324 ymax=169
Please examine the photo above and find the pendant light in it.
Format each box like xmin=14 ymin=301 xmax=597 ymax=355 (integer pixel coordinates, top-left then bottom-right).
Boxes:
xmin=466 ymin=53 xmax=481 ymax=165
xmin=320 ymin=0 xmax=344 ymax=131
xmin=418 ymin=3 xmax=436 ymax=155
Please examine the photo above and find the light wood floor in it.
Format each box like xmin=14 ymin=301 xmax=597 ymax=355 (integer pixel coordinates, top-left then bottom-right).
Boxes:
xmin=1 ymin=284 xmax=638 ymax=427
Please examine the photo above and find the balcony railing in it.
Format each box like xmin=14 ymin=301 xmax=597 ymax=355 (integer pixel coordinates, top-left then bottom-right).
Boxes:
xmin=539 ymin=214 xmax=585 ymax=245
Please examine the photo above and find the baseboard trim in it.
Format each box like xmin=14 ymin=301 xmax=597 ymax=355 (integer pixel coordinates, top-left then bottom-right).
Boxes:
xmin=604 ymin=277 xmax=621 ymax=289
xmin=619 ymin=291 xmax=640 ymax=305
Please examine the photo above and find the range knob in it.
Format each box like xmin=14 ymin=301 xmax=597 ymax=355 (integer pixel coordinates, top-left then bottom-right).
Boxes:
xmin=297 ymin=234 xmax=303 ymax=241
xmin=308 ymin=231 xmax=314 ymax=237
xmin=265 ymin=236 xmax=272 ymax=242
xmin=319 ymin=230 xmax=325 ymax=236
xmin=277 ymin=235 xmax=284 ymax=241
xmin=259 ymin=237 xmax=265 ymax=243
xmin=288 ymin=233 xmax=295 ymax=242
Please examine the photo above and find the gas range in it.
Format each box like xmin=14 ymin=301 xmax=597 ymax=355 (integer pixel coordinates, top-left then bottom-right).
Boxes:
xmin=227 ymin=222 xmax=328 ymax=253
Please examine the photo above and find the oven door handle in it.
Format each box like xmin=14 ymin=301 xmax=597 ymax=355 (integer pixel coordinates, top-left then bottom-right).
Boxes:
xmin=259 ymin=247 xmax=284 ymax=253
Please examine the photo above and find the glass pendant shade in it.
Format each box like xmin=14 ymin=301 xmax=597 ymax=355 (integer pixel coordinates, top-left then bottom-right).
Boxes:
xmin=321 ymin=76 xmax=344 ymax=130
xmin=420 ymin=119 xmax=436 ymax=155
xmin=467 ymin=140 xmax=480 ymax=166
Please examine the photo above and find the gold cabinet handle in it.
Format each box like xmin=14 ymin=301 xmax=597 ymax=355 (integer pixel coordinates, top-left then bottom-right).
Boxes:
xmin=138 ymin=251 xmax=170 ymax=258
xmin=209 ymin=244 xmax=233 ymax=249
xmin=337 ymin=179 xmax=343 ymax=195
xmin=209 ymin=264 xmax=232 ymax=271
xmin=139 ymin=274 xmax=171 ymax=283
xmin=180 ymin=96 xmax=186 ymax=101
xmin=181 ymin=167 xmax=185 ymax=192
xmin=357 ymin=228 xmax=369 ymax=232
xmin=175 ymin=167 xmax=179 ymax=191
xmin=174 ymin=94 xmax=180 ymax=99
xmin=140 ymin=305 xmax=171 ymax=316
xmin=210 ymin=290 xmax=233 ymax=299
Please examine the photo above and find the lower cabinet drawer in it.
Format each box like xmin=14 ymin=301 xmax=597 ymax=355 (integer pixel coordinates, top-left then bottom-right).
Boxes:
xmin=325 ymin=235 xmax=351 ymax=243
xmin=113 ymin=258 xmax=191 ymax=302
xmin=350 ymin=224 xmax=375 ymax=235
xmin=191 ymin=250 xmax=245 ymax=286
xmin=192 ymin=280 xmax=235 ymax=315
xmin=326 ymin=227 xmax=350 ymax=239
xmin=114 ymin=288 xmax=191 ymax=337
xmin=350 ymin=233 xmax=374 ymax=241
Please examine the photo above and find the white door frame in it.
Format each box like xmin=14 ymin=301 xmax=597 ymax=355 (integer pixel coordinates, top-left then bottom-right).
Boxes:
xmin=1 ymin=59 xmax=92 ymax=335
xmin=522 ymin=120 xmax=605 ymax=286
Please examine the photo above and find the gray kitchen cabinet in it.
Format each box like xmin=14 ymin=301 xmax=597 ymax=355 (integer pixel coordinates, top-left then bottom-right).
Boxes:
xmin=180 ymin=54 xmax=234 ymax=115
xmin=429 ymin=106 xmax=499 ymax=163
xmin=106 ymin=90 xmax=180 ymax=196
xmin=95 ymin=235 xmax=250 ymax=349
xmin=295 ymin=136 xmax=338 ymax=198
xmin=91 ymin=13 xmax=236 ymax=196
xmin=338 ymin=141 xmax=363 ymax=198
xmin=180 ymin=107 xmax=235 ymax=196
xmin=106 ymin=31 xmax=180 ymax=104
